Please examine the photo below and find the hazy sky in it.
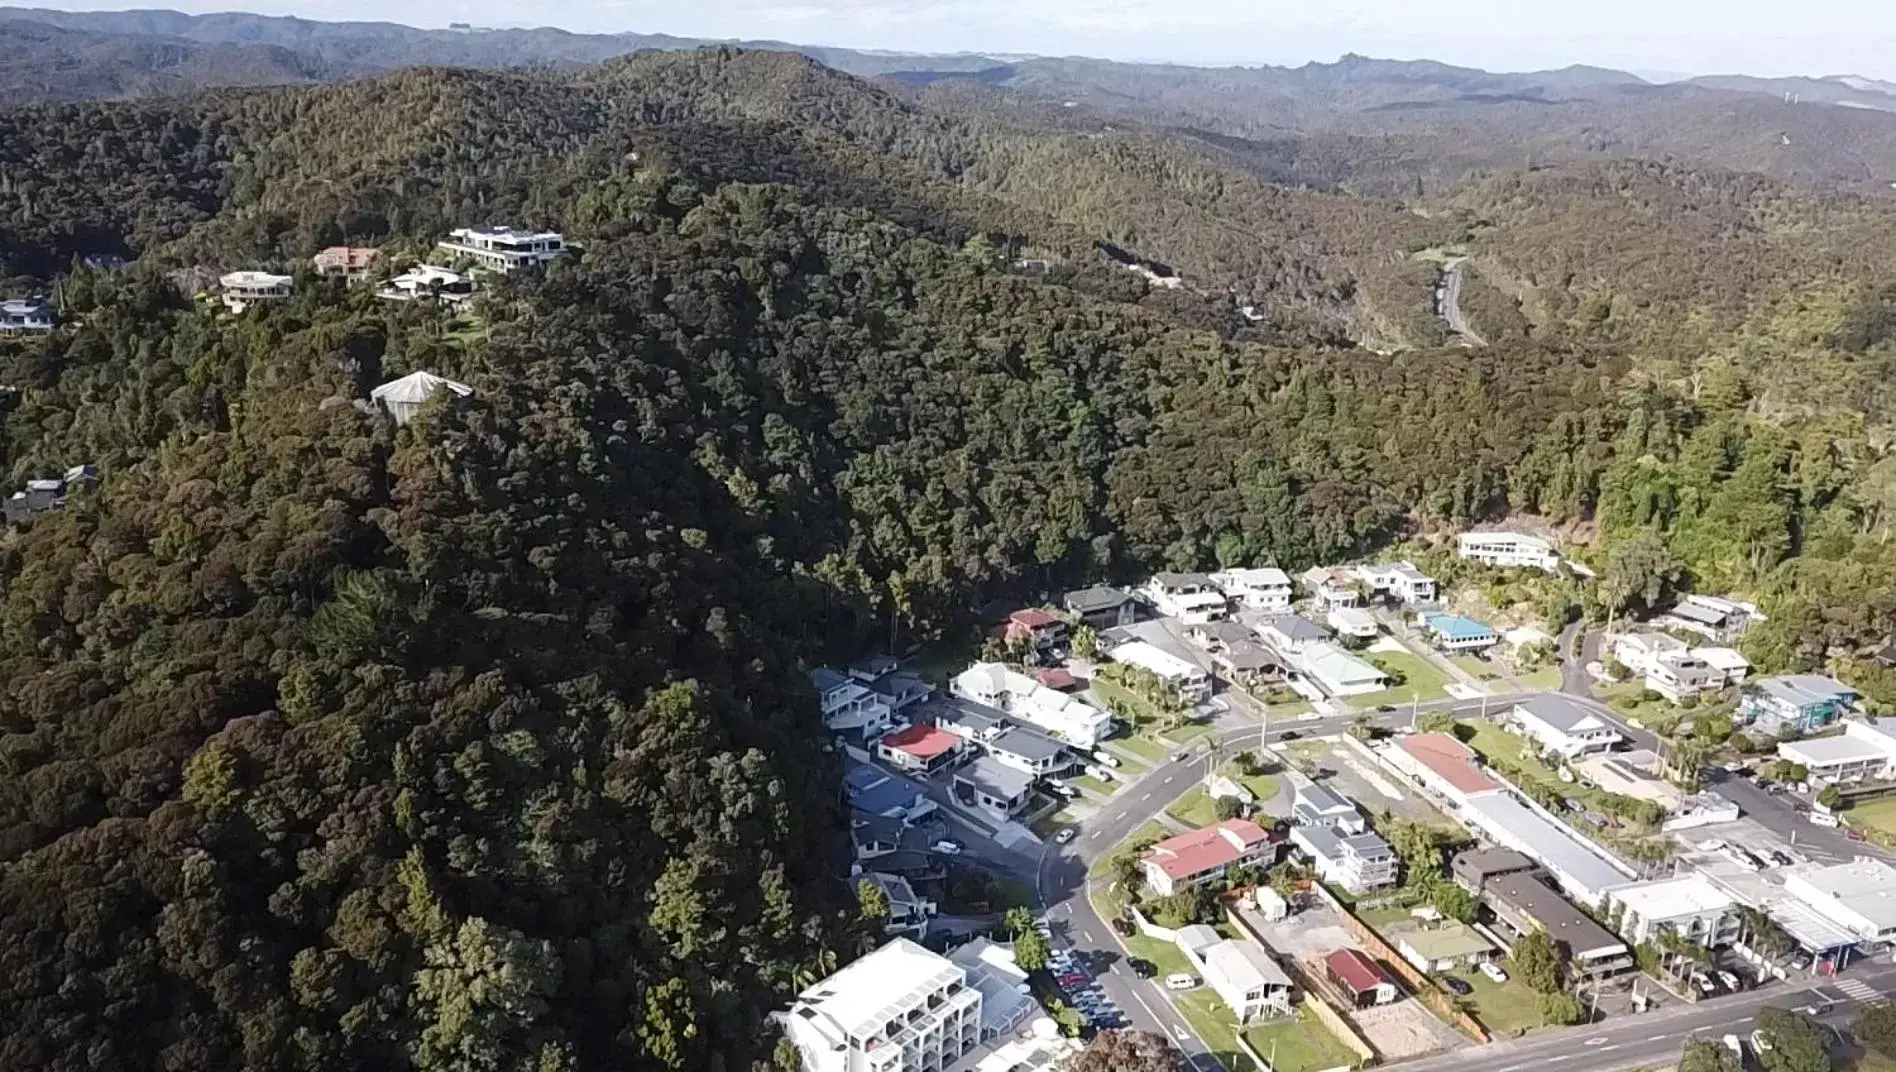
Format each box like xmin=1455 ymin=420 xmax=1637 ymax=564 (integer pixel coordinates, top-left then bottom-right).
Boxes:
xmin=35 ymin=0 xmax=1896 ymax=79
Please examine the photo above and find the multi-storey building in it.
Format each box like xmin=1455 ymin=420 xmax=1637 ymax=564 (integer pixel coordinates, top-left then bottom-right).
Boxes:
xmin=437 ymin=227 xmax=570 ymax=274
xmin=780 ymin=938 xmax=984 ymax=1072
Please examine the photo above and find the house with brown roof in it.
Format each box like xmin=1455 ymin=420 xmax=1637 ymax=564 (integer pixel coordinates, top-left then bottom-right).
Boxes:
xmin=1005 ymin=608 xmax=1069 ymax=658
xmin=1384 ymin=732 xmax=1500 ymax=803
xmin=1141 ymin=818 xmax=1279 ymax=896
xmin=312 ymin=246 xmax=381 ymax=278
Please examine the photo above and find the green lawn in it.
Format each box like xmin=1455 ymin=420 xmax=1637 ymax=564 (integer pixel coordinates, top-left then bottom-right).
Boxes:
xmin=1244 ymin=1007 xmax=1364 ymax=1072
xmin=1356 ymin=904 xmax=1413 ymax=929
xmin=1089 ymin=819 xmax=1170 ymax=879
xmin=1347 ymin=649 xmax=1451 ymax=708
xmin=1167 ymin=785 xmax=1218 ymax=827
xmin=1452 ymin=654 xmax=1503 ymax=682
xmin=1030 ymin=809 xmax=1081 ymax=838
xmin=1516 ymin=665 xmax=1564 ymax=690
xmin=1451 ymin=963 xmax=1548 ymax=1037
xmin=1073 ymin=774 xmax=1118 ymax=797
xmin=1111 ymin=736 xmax=1170 ymax=764
xmin=1123 ymin=933 xmax=1197 ymax=980
xmin=1235 ymin=771 xmax=1281 ymax=803
xmin=1162 ymin=721 xmax=1217 ymax=745
xmin=1091 ymin=677 xmax=1167 ymax=729
xmin=1844 ymin=797 xmax=1896 ymax=841
xmin=1456 ymin=719 xmax=1635 ymax=827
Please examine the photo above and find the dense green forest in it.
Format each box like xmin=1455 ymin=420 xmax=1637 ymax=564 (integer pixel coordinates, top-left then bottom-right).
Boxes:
xmin=4 ymin=46 xmax=1896 ymax=1070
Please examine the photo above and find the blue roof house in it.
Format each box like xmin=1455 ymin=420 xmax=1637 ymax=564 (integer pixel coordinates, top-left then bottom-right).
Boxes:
xmin=1417 ymin=611 xmax=1499 ymax=652
xmin=1740 ymin=675 xmax=1860 ymax=735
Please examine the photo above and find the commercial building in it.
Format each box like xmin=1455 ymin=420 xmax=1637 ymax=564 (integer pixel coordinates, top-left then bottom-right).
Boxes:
xmin=1212 ymin=568 xmax=1294 ymax=612
xmin=1742 ymin=675 xmax=1861 ymax=735
xmin=1063 ymin=586 xmax=1140 ymax=630
xmin=950 ymin=757 xmax=1037 ymax=820
xmin=1782 ymin=860 xmax=1896 ymax=945
xmin=1140 ymin=572 xmax=1229 ymax=623
xmin=1200 ymin=938 xmax=1294 ymax=1022
xmin=1355 ymin=561 xmax=1438 ymax=604
xmin=1141 ymin=818 xmax=1279 ymax=896
xmin=1105 ymin=641 xmax=1213 ymax=702
xmin=1607 ymin=874 xmax=1739 ymax=947
xmin=1506 ymin=695 xmax=1623 ymax=758
xmin=780 ymin=937 xmax=983 ymax=1072
xmin=219 ymin=270 xmax=294 ymax=312
xmin=437 ymin=227 xmax=570 ymax=274
xmin=1458 ymin=531 xmax=1559 ymax=572
xmin=1777 ymin=719 xmax=1896 ymax=784
xmin=1417 ymin=611 xmax=1499 ymax=652
xmin=952 ymin=663 xmax=1112 ymax=749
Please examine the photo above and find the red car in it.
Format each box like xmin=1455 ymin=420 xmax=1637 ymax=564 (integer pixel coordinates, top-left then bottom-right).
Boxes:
xmin=1058 ymin=973 xmax=1087 ymax=987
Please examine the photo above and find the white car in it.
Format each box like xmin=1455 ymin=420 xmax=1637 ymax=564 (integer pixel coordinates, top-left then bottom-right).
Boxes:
xmin=1084 ymin=764 xmax=1115 ymax=782
xmin=1697 ymin=838 xmax=1727 ymax=853
xmin=1164 ymin=973 xmax=1199 ymax=991
xmin=1750 ymin=1030 xmax=1775 ymax=1053
xmin=1478 ymin=961 xmax=1509 ymax=984
xmin=1722 ymin=1034 xmax=1745 ymax=1058
xmin=1056 ymin=828 xmax=1077 ymax=844
xmin=1091 ymin=751 xmax=1121 ymax=768
xmin=932 ymin=840 xmax=962 ymax=856
xmin=1717 ymin=970 xmax=1741 ymax=992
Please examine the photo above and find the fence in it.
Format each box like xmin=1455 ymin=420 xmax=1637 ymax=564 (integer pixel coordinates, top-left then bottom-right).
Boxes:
xmin=1224 ymin=905 xmax=1379 ymax=1066
xmin=1310 ymin=883 xmax=1492 ymax=1044
xmin=1128 ymin=902 xmax=1179 ymax=943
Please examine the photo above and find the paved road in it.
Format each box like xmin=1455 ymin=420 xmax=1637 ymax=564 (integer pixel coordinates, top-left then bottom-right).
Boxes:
xmin=1440 ymin=259 xmax=1486 ymax=346
xmin=1402 ymin=964 xmax=1896 ymax=1072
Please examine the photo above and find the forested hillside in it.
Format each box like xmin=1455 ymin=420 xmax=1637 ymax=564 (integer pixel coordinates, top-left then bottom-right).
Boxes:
xmin=6 ymin=45 xmax=1896 ymax=1070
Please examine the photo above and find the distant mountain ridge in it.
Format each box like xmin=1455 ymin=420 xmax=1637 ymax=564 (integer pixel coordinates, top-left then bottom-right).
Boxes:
xmin=1686 ymin=72 xmax=1896 ymax=113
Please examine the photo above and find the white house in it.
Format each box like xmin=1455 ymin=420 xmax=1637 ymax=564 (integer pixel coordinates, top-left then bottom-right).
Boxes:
xmin=779 ymin=938 xmax=984 ymax=1072
xmin=1777 ymin=718 xmax=1896 ymax=784
xmin=1507 ymin=695 xmax=1623 ymax=758
xmin=376 ymin=264 xmax=476 ymax=305
xmin=1299 ymin=566 xmax=1362 ymax=610
xmin=437 ymin=227 xmax=570 ymax=274
xmin=1607 ymin=873 xmax=1739 ymax=947
xmin=1141 ymin=572 xmax=1229 ymax=623
xmin=1458 ymin=531 xmax=1560 ymax=572
xmin=952 ymin=663 xmax=1113 ymax=748
xmin=1355 ymin=561 xmax=1438 ymax=604
xmin=1612 ymin=633 xmax=1728 ymax=703
xmin=219 ymin=270 xmax=294 ymax=312
xmin=1326 ymin=607 xmax=1379 ymax=641
xmin=370 ymin=370 xmax=475 ymax=426
xmin=1290 ymin=782 xmax=1367 ymax=833
xmin=0 ymin=297 xmax=54 ymax=335
xmin=1212 ymin=568 xmax=1294 ymax=612
xmin=1289 ymin=825 xmax=1398 ymax=893
xmin=1694 ymin=647 xmax=1752 ymax=687
xmin=1200 ymin=939 xmax=1293 ymax=1022
xmin=814 ymin=668 xmax=894 ymax=742
xmin=1107 ymin=641 xmax=1213 ymax=702
xmin=951 ymin=756 xmax=1039 ymax=819
xmin=1294 ymin=642 xmax=1390 ymax=698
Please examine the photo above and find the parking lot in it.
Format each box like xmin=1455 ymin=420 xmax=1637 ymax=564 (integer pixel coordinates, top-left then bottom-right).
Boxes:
xmin=1041 ymin=919 xmax=1131 ymax=1033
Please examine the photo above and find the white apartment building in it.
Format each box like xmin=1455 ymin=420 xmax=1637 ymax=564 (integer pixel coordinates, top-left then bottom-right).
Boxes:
xmin=0 ymin=297 xmax=54 ymax=334
xmin=1614 ymin=633 xmax=1749 ymax=702
xmin=1107 ymin=641 xmax=1213 ymax=702
xmin=376 ymin=264 xmax=476 ymax=305
xmin=1607 ymin=873 xmax=1739 ymax=947
xmin=781 ymin=938 xmax=984 ymax=1072
xmin=437 ymin=227 xmax=570 ymax=274
xmin=1212 ymin=568 xmax=1293 ymax=612
xmin=1507 ymin=694 xmax=1623 ymax=758
xmin=1458 ymin=531 xmax=1560 ymax=572
xmin=1778 ymin=718 xmax=1896 ymax=784
xmin=1141 ymin=572 xmax=1230 ymax=623
xmin=1290 ymin=824 xmax=1398 ymax=893
xmin=219 ymin=270 xmax=294 ymax=312
xmin=951 ymin=662 xmax=1113 ymax=749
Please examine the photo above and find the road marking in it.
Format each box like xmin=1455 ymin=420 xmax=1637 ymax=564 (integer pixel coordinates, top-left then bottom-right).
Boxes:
xmin=1599 ymin=1045 xmax=1620 ymax=1052
xmin=1584 ymin=1037 xmax=1608 ymax=1046
xmin=1546 ymin=1057 xmax=1571 ymax=1064
xmin=1646 ymin=1034 xmax=1670 ymax=1041
xmin=1138 ymin=791 xmax=1153 ymax=801
xmin=1088 ymin=829 xmax=1103 ymax=840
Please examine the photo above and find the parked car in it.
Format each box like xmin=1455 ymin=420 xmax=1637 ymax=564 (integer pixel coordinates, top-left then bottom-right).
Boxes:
xmin=1056 ymin=827 xmax=1078 ymax=844
xmin=1478 ymin=962 xmax=1509 ymax=984
xmin=1697 ymin=838 xmax=1728 ymax=853
xmin=1170 ymin=751 xmax=1191 ymax=763
xmin=1722 ymin=1035 xmax=1745 ymax=1058
xmin=932 ymin=840 xmax=962 ymax=856
xmin=1091 ymin=751 xmax=1120 ymax=768
xmin=1057 ymin=973 xmax=1087 ymax=987
xmin=1768 ymin=850 xmax=1796 ymax=868
xmin=1717 ymin=970 xmax=1742 ymax=992
xmin=1111 ymin=917 xmax=1136 ymax=937
xmin=1164 ymin=973 xmax=1199 ymax=991
xmin=1751 ymin=1030 xmax=1775 ymax=1053
xmin=1048 ymin=782 xmax=1080 ymax=799
xmin=1130 ymin=958 xmax=1156 ymax=979
xmin=1441 ymin=976 xmax=1473 ymax=996
xmin=1791 ymin=956 xmax=1815 ymax=973
xmin=1084 ymin=764 xmax=1116 ymax=782
xmin=1691 ymin=972 xmax=1718 ymax=996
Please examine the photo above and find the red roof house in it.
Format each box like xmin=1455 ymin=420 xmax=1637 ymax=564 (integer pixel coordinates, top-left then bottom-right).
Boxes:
xmin=1005 ymin=608 xmax=1070 ymax=651
xmin=1141 ymin=818 xmax=1278 ymax=895
xmin=312 ymin=246 xmax=381 ymax=277
xmin=875 ymin=724 xmax=964 ymax=773
xmin=1033 ymin=667 xmax=1080 ymax=692
xmin=1324 ymin=949 xmax=1397 ymax=1007
xmin=1389 ymin=732 xmax=1500 ymax=800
